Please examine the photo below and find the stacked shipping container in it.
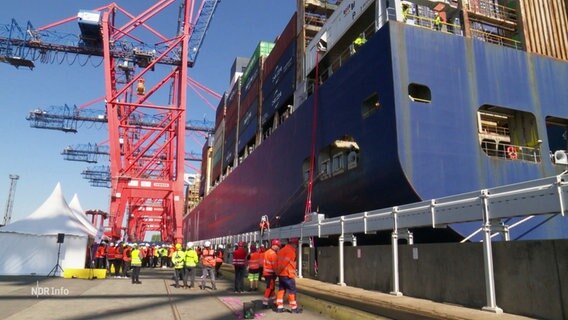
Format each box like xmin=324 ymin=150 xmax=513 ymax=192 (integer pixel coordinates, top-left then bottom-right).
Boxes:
xmin=223 ymin=79 xmax=240 ymax=172
xmin=212 ymin=94 xmax=226 ymax=183
xmin=262 ymin=13 xmax=297 ymax=127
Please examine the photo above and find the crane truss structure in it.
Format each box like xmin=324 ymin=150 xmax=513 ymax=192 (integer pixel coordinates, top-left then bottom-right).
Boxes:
xmin=0 ymin=0 xmax=220 ymax=242
xmin=2 ymin=174 xmax=20 ymax=226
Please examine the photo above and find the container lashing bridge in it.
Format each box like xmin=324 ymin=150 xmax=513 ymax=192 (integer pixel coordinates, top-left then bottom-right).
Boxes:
xmin=0 ymin=0 xmax=221 ymax=242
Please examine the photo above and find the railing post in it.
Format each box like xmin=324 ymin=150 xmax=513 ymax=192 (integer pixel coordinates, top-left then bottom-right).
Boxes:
xmin=481 ymin=189 xmax=503 ymax=313
xmin=556 ymin=175 xmax=565 ymax=216
xmin=338 ymin=216 xmax=346 ymax=286
xmin=297 ymin=237 xmax=303 ymax=279
xmin=390 ymin=207 xmax=403 ymax=296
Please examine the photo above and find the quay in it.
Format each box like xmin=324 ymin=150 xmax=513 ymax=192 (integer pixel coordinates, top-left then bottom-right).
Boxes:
xmin=0 ymin=267 xmax=532 ymax=320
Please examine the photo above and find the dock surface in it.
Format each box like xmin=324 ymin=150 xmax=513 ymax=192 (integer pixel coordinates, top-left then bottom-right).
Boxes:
xmin=0 ymin=267 xmax=534 ymax=319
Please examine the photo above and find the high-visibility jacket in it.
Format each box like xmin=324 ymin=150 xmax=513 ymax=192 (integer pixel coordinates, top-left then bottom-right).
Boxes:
xmin=215 ymin=250 xmax=224 ymax=263
xmin=96 ymin=245 xmax=106 ymax=258
xmin=276 ymin=244 xmax=296 ymax=278
xmin=122 ymin=247 xmax=132 ymax=262
xmin=184 ymin=249 xmax=199 ymax=267
xmin=107 ymin=246 xmax=116 ymax=260
xmin=131 ymin=249 xmax=142 ymax=266
xmin=263 ymin=248 xmax=278 ymax=276
xmin=172 ymin=250 xmax=186 ymax=269
xmin=248 ymin=251 xmax=261 ymax=270
xmin=233 ymin=247 xmax=247 ymax=267
xmin=201 ymin=248 xmax=216 ymax=267
xmin=354 ymin=37 xmax=366 ymax=46
xmin=258 ymin=248 xmax=265 ymax=268
xmin=115 ymin=246 xmax=123 ymax=259
xmin=159 ymin=247 xmax=168 ymax=257
xmin=153 ymin=248 xmax=159 ymax=257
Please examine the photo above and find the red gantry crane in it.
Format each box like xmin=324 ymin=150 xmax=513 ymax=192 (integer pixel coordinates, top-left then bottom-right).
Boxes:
xmin=0 ymin=0 xmax=220 ymax=242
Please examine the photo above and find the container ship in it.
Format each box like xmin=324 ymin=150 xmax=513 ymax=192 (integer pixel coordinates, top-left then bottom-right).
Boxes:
xmin=184 ymin=0 xmax=568 ymax=242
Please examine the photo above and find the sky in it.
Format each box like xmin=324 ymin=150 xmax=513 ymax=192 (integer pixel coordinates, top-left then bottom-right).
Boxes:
xmin=0 ymin=0 xmax=296 ymax=224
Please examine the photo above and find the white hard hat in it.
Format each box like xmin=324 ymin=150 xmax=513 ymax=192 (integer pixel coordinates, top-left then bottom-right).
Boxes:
xmin=218 ymin=244 xmax=224 ymax=249
xmin=186 ymin=242 xmax=194 ymax=248
xmin=204 ymin=240 xmax=211 ymax=247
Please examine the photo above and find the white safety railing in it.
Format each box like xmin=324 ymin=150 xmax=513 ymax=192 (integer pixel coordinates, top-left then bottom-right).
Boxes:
xmin=197 ymin=172 xmax=568 ymax=314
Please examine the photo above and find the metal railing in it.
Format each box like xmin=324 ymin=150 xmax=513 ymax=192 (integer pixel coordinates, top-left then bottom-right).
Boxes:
xmin=198 ymin=172 xmax=568 ymax=313
xmin=480 ymin=141 xmax=541 ymax=162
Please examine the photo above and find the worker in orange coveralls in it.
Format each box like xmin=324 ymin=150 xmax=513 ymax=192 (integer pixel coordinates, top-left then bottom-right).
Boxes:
xmin=275 ymin=238 xmax=302 ymax=313
xmin=262 ymin=239 xmax=280 ymax=309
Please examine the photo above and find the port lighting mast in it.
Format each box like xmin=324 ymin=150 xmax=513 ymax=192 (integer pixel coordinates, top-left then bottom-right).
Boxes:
xmin=2 ymin=174 xmax=20 ymax=226
xmin=0 ymin=0 xmax=220 ymax=242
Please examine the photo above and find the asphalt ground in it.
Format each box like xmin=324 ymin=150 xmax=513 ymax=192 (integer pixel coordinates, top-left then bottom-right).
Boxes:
xmin=0 ymin=268 xmax=332 ymax=320
xmin=0 ymin=266 xmax=534 ymax=320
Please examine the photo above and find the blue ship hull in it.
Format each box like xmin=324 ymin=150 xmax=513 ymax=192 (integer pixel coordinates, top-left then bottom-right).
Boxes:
xmin=185 ymin=22 xmax=568 ymax=242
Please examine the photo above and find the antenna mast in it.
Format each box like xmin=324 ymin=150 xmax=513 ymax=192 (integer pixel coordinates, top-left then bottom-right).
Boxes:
xmin=2 ymin=174 xmax=20 ymax=226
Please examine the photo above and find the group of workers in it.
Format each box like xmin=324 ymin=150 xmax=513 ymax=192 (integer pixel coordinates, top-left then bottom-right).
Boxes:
xmin=93 ymin=236 xmax=301 ymax=313
xmin=224 ymin=238 xmax=302 ymax=313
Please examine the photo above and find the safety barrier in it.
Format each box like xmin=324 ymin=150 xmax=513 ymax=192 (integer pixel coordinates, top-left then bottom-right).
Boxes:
xmin=198 ymin=172 xmax=568 ymax=314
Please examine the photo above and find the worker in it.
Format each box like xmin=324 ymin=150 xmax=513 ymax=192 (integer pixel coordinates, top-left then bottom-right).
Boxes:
xmin=183 ymin=242 xmax=199 ymax=289
xmin=200 ymin=241 xmax=217 ymax=290
xmin=95 ymin=242 xmax=106 ymax=269
xmin=434 ymin=11 xmax=442 ymax=31
xmin=258 ymin=243 xmax=266 ymax=281
xmin=352 ymin=33 xmax=367 ymax=54
xmin=262 ymin=239 xmax=281 ymax=309
xmin=215 ymin=244 xmax=224 ymax=278
xmin=275 ymin=238 xmax=302 ymax=313
xmin=130 ymin=243 xmax=144 ymax=284
xmin=114 ymin=241 xmax=123 ymax=278
xmin=247 ymin=244 xmax=261 ymax=291
xmin=402 ymin=3 xmax=410 ymax=23
xmin=167 ymin=244 xmax=175 ymax=267
xmin=233 ymin=241 xmax=247 ymax=293
xmin=159 ymin=245 xmax=168 ymax=268
xmin=152 ymin=245 xmax=159 ymax=268
xmin=107 ymin=242 xmax=116 ymax=276
xmin=172 ymin=243 xmax=186 ymax=288
xmin=259 ymin=215 xmax=270 ymax=237
xmin=122 ymin=243 xmax=132 ymax=278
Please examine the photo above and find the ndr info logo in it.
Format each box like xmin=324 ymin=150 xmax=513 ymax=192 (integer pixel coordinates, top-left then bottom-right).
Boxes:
xmin=31 ymin=281 xmax=70 ymax=298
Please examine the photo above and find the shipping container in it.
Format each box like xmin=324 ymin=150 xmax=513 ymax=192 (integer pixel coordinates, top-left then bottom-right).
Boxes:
xmin=212 ymin=120 xmax=224 ymax=167
xmin=225 ymin=79 xmax=241 ymax=135
xmin=214 ymin=93 xmax=226 ymax=129
xmin=263 ymin=13 xmax=297 ymax=82
xmin=238 ymin=99 xmax=259 ymax=153
xmin=211 ymin=121 xmax=224 ymax=183
xmin=199 ymin=135 xmax=213 ymax=197
xmin=261 ymin=50 xmax=296 ymax=126
xmin=305 ymin=0 xmax=375 ymax=76
xmin=240 ymin=78 xmax=260 ymax=119
xmin=241 ymin=41 xmax=275 ymax=87
xmin=262 ymin=42 xmax=296 ymax=95
xmin=241 ymin=58 xmax=260 ymax=100
xmin=223 ymin=126 xmax=237 ymax=171
xmin=230 ymin=57 xmax=249 ymax=85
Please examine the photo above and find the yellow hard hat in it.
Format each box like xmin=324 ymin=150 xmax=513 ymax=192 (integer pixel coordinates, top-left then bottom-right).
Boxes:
xmin=175 ymin=243 xmax=182 ymax=249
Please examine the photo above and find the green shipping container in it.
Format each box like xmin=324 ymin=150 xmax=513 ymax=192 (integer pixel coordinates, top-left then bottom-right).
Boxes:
xmin=241 ymin=41 xmax=275 ymax=86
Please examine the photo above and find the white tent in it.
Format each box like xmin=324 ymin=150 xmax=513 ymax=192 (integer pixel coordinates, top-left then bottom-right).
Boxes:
xmin=69 ymin=194 xmax=98 ymax=236
xmin=0 ymin=183 xmax=92 ymax=276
